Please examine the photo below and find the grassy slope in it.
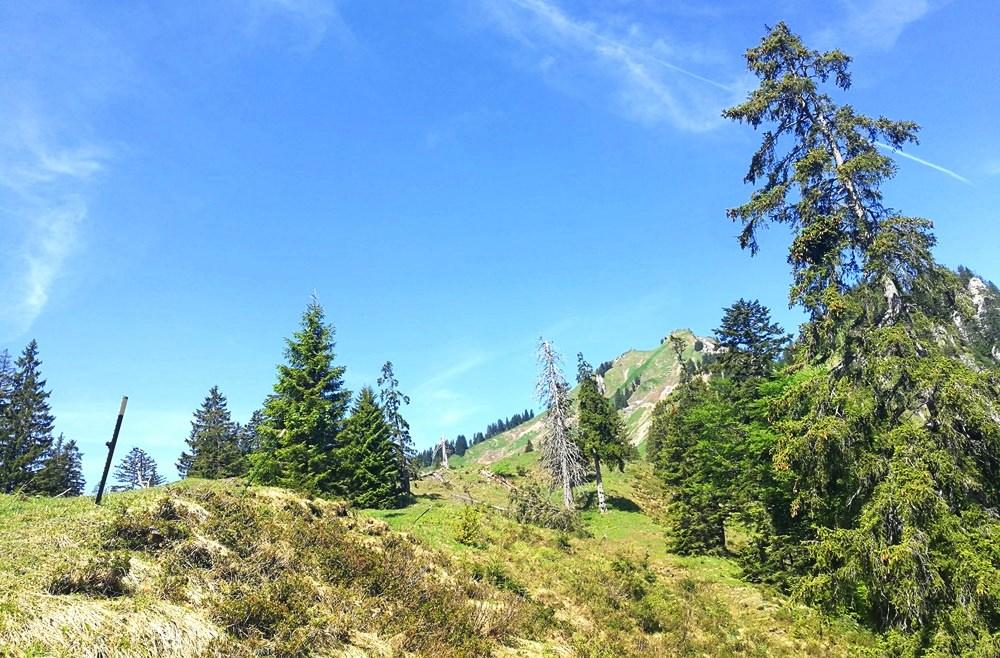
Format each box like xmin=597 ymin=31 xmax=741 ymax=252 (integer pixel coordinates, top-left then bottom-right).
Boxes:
xmin=0 ymin=470 xmax=876 ymax=657
xmin=0 ymin=481 xmax=552 ymax=657
xmin=368 ymin=461 xmax=875 ymax=657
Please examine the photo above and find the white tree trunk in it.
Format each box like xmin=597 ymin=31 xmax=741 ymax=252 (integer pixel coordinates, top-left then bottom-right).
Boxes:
xmin=439 ymin=435 xmax=449 ymax=469
xmin=594 ymin=454 xmax=607 ymax=514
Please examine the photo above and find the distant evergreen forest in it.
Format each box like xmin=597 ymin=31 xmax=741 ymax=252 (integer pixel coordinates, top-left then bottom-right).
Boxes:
xmin=414 ymin=409 xmax=536 ymax=467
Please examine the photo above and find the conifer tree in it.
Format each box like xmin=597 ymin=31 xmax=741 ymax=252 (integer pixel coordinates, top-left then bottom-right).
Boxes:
xmin=576 ymin=354 xmax=629 ymax=514
xmin=0 ymin=341 xmax=55 ymax=494
xmin=713 ymin=299 xmax=789 ymax=381
xmin=454 ymin=434 xmax=468 ymax=456
xmin=30 ymin=434 xmax=85 ymax=496
xmin=536 ymin=339 xmax=586 ymax=510
xmin=339 ymin=387 xmax=399 ymax=509
xmin=177 ymin=386 xmax=246 ymax=479
xmin=238 ymin=408 xmax=266 ymax=455
xmin=720 ymin=23 xmax=1000 ymax=651
xmin=251 ymin=297 xmax=351 ymax=495
xmin=113 ymin=447 xmax=164 ymax=490
xmin=377 ymin=361 xmax=414 ymax=498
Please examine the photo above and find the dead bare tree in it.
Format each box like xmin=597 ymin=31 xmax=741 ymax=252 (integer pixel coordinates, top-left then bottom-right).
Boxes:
xmin=434 ymin=435 xmax=450 ymax=469
xmin=536 ymin=338 xmax=587 ymax=510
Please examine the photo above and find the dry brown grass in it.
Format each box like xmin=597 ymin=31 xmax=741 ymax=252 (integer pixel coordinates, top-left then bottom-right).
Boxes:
xmin=0 ymin=480 xmax=557 ymax=657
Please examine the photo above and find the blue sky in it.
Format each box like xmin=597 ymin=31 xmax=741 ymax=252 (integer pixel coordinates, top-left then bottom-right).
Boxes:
xmin=2 ymin=0 xmax=998 ymax=487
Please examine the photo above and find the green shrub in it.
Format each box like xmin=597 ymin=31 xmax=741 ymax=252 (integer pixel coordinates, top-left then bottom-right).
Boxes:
xmin=103 ymin=497 xmax=190 ymax=551
xmin=470 ymin=560 xmax=527 ymax=597
xmin=455 ymin=505 xmax=485 ymax=548
xmin=47 ymin=553 xmax=131 ymax=598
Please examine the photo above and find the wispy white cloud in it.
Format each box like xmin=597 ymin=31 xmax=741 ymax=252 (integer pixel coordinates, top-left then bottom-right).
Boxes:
xmin=478 ymin=0 xmax=744 ymax=132
xmin=412 ymin=351 xmax=492 ymax=434
xmin=821 ymin=0 xmax=935 ymax=50
xmin=0 ymin=109 xmax=106 ymax=340
xmin=0 ymin=4 xmax=118 ymax=341
xmin=424 ymin=107 xmax=506 ymax=150
xmin=875 ymin=141 xmax=971 ymax=184
xmin=415 ymin=351 xmax=492 ymax=394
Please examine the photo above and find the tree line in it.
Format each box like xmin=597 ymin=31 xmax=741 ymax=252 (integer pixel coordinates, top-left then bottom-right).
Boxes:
xmin=0 ymin=297 xmax=416 ymax=510
xmin=0 ymin=341 xmax=84 ymax=496
xmin=174 ymin=298 xmax=415 ymax=509
xmin=413 ymin=408 xmax=536 ymax=468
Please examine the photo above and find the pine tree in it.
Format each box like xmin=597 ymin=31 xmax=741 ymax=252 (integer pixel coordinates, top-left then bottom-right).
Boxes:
xmin=649 ymin=378 xmax=740 ymax=555
xmin=113 ymin=447 xmax=165 ymax=491
xmin=29 ymin=434 xmax=85 ymax=496
xmin=724 ymin=22 xmax=933 ymax=354
xmin=0 ymin=350 xmax=12 ymax=486
xmin=576 ymin=354 xmax=629 ymax=514
xmin=377 ymin=361 xmax=414 ymax=498
xmin=339 ymin=387 xmax=399 ymax=509
xmin=721 ymin=23 xmax=1000 ymax=651
xmin=0 ymin=341 xmax=55 ymax=494
xmin=250 ymin=297 xmax=351 ymax=495
xmin=713 ymin=299 xmax=789 ymax=381
xmin=178 ymin=386 xmax=246 ymax=479
xmin=536 ymin=339 xmax=586 ymax=510
xmin=238 ymin=408 xmax=266 ymax=455
xmin=454 ymin=434 xmax=468 ymax=456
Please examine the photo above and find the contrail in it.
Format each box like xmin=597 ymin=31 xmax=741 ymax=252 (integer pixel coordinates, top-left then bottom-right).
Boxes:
xmin=505 ymin=0 xmax=735 ymax=92
xmin=876 ymin=141 xmax=971 ymax=185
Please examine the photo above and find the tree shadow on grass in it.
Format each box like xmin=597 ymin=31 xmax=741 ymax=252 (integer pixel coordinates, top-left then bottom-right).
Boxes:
xmin=606 ymin=495 xmax=641 ymax=513
xmin=580 ymin=491 xmax=642 ymax=513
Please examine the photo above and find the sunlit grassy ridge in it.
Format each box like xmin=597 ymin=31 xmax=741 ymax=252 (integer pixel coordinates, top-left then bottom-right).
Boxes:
xmin=367 ymin=461 xmax=875 ymax=657
xmin=0 ymin=480 xmax=551 ymax=657
xmin=0 ymin=465 xmax=877 ymax=657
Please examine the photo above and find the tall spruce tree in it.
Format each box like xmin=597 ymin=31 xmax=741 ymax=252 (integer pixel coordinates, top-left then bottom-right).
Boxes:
xmin=29 ymin=434 xmax=85 ymax=496
xmin=648 ymin=378 xmax=739 ymax=555
xmin=536 ymin=339 xmax=586 ymax=510
xmin=0 ymin=341 xmax=55 ymax=494
xmin=339 ymin=387 xmax=399 ymax=509
xmin=177 ymin=386 xmax=246 ymax=479
xmin=719 ymin=23 xmax=1000 ymax=653
xmin=713 ymin=299 xmax=789 ymax=381
xmin=377 ymin=361 xmax=414 ymax=498
xmin=251 ymin=297 xmax=351 ymax=495
xmin=113 ymin=447 xmax=165 ymax=490
xmin=576 ymin=354 xmax=629 ymax=514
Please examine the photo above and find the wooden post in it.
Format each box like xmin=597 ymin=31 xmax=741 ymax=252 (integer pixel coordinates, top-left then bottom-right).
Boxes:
xmin=95 ymin=396 xmax=128 ymax=505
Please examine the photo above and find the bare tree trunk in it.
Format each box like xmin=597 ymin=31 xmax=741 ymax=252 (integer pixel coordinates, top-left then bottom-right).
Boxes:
xmin=561 ymin=454 xmax=574 ymax=510
xmin=594 ymin=454 xmax=607 ymax=514
xmin=439 ymin=435 xmax=449 ymax=469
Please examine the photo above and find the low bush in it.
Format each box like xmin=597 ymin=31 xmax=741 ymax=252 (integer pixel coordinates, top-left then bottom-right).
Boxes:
xmin=47 ymin=553 xmax=131 ymax=598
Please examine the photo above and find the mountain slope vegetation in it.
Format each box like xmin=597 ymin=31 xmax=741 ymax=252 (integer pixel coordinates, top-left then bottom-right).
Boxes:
xmin=0 ymin=471 xmax=875 ymax=657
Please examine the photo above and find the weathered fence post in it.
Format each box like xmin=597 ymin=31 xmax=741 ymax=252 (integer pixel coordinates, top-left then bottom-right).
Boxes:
xmin=95 ymin=396 xmax=128 ymax=505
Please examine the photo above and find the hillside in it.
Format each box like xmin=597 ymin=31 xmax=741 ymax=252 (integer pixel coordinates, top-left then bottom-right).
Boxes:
xmin=0 ymin=472 xmax=875 ymax=657
xmin=454 ymin=330 xmax=716 ymax=468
